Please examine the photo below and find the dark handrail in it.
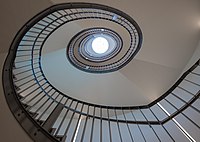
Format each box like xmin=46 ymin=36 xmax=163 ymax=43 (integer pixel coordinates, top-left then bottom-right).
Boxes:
xmin=3 ymin=3 xmax=200 ymax=142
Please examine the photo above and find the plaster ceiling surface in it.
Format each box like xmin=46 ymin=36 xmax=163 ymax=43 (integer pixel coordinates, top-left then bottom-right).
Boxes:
xmin=39 ymin=0 xmax=200 ymax=106
xmin=0 ymin=0 xmax=52 ymax=54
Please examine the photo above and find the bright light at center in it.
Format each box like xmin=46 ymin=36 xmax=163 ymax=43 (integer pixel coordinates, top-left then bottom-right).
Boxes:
xmin=92 ymin=37 xmax=109 ymax=54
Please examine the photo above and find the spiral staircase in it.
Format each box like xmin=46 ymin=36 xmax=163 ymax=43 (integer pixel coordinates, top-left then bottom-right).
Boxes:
xmin=1 ymin=1 xmax=200 ymax=142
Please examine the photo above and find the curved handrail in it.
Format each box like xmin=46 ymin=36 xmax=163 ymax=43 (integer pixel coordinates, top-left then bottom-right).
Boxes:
xmin=3 ymin=3 xmax=200 ymax=142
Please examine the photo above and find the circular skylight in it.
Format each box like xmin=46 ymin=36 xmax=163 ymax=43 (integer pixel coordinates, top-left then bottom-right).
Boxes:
xmin=92 ymin=37 xmax=109 ymax=54
xmin=74 ymin=28 xmax=123 ymax=63
xmin=65 ymin=5 xmax=143 ymax=73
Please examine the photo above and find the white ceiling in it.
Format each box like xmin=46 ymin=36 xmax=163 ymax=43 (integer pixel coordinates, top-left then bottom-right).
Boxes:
xmin=39 ymin=0 xmax=200 ymax=106
xmin=1 ymin=0 xmax=199 ymax=106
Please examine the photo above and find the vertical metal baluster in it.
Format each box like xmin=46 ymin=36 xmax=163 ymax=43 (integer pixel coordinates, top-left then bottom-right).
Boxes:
xmin=60 ymin=9 xmax=69 ymax=21
xmin=52 ymin=12 xmax=65 ymax=23
xmin=13 ymin=62 xmax=38 ymax=70
xmin=14 ymin=67 xmax=39 ymax=75
xmin=62 ymin=102 xmax=79 ymax=142
xmin=20 ymin=83 xmax=47 ymax=102
xmin=28 ymin=30 xmax=48 ymax=35
xmin=164 ymin=98 xmax=200 ymax=129
xmin=16 ymin=53 xmax=38 ymax=57
xmin=15 ymin=58 xmax=39 ymax=64
xmin=46 ymin=16 xmax=60 ymax=25
xmin=184 ymin=78 xmax=200 ymax=87
xmin=71 ymin=103 xmax=84 ymax=141
xmin=14 ymin=70 xmax=40 ymax=82
xmin=122 ymin=109 xmax=134 ymax=142
xmin=156 ymin=103 xmax=196 ymax=142
xmin=32 ymin=26 xmax=51 ymax=33
xmin=41 ymin=19 xmax=57 ymax=27
xmin=114 ymin=109 xmax=123 ymax=142
xmin=81 ymin=105 xmax=90 ymax=142
xmin=171 ymin=92 xmax=200 ymax=113
xmin=191 ymin=71 xmax=200 ymax=76
xmin=149 ymin=107 xmax=175 ymax=142
xmin=16 ymin=76 xmax=36 ymax=87
xmin=36 ymin=22 xmax=52 ymax=30
xmin=18 ymin=78 xmax=45 ymax=94
xmin=22 ymin=84 xmax=49 ymax=104
xmin=177 ymin=86 xmax=195 ymax=97
xmin=57 ymin=10 xmax=66 ymax=22
xmin=70 ymin=9 xmax=77 ymax=18
xmin=79 ymin=8 xmax=84 ymax=18
xmin=139 ymin=108 xmax=161 ymax=142
xmin=17 ymin=74 xmax=42 ymax=88
xmin=75 ymin=8 xmax=80 ymax=18
xmin=54 ymin=99 xmax=72 ymax=136
xmin=129 ymin=108 xmax=146 ymax=142
xmin=63 ymin=10 xmax=73 ymax=20
xmin=90 ymin=106 xmax=95 ymax=142
xmin=27 ymin=87 xmax=53 ymax=114
xmin=36 ymin=91 xmax=59 ymax=120
xmin=107 ymin=108 xmax=112 ymax=142
xmin=42 ymin=99 xmax=64 ymax=133
xmin=83 ymin=8 xmax=90 ymax=19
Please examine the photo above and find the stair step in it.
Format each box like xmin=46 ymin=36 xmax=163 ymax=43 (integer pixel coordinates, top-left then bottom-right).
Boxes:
xmin=22 ymin=103 xmax=30 ymax=109
xmin=36 ymin=119 xmax=44 ymax=125
xmin=17 ymin=93 xmax=23 ymax=100
xmin=49 ymin=128 xmax=57 ymax=135
xmin=29 ymin=111 xmax=38 ymax=118
xmin=55 ymin=135 xmax=64 ymax=141
xmin=15 ymin=86 xmax=20 ymax=92
xmin=13 ymin=74 xmax=17 ymax=80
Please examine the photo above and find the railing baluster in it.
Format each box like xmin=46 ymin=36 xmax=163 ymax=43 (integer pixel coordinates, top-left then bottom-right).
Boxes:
xmin=29 ymin=89 xmax=55 ymax=118
xmin=114 ymin=109 xmax=123 ymax=142
xmin=17 ymin=75 xmax=42 ymax=88
xmin=71 ymin=104 xmax=84 ymax=141
xmin=22 ymin=84 xmax=50 ymax=105
xmin=90 ymin=106 xmax=95 ymax=142
xmin=54 ymin=99 xmax=72 ymax=136
xmin=56 ymin=11 xmax=66 ymax=22
xmin=107 ymin=108 xmax=112 ymax=142
xmin=184 ymin=79 xmax=200 ymax=87
xmin=140 ymin=108 xmax=161 ymax=142
xmin=122 ymin=109 xmax=134 ymax=142
xmin=149 ymin=107 xmax=175 ymax=142
xmin=164 ymin=98 xmax=200 ymax=129
xmin=14 ymin=58 xmax=39 ymax=64
xmin=100 ymin=107 xmax=102 ymax=142
xmin=37 ymin=92 xmax=60 ymax=121
xmin=14 ymin=71 xmax=40 ymax=82
xmin=191 ymin=71 xmax=200 ymax=76
xmin=171 ymin=92 xmax=200 ymax=114
xmin=14 ymin=67 xmax=39 ymax=76
xmin=177 ymin=86 xmax=195 ymax=97
xmin=130 ymin=108 xmax=146 ymax=142
xmin=61 ymin=102 xmax=79 ymax=142
xmin=42 ymin=102 xmax=64 ymax=132
xmin=80 ymin=105 xmax=90 ymax=142
xmin=18 ymin=78 xmax=45 ymax=94
xmin=13 ymin=62 xmax=38 ymax=70
xmin=52 ymin=12 xmax=65 ymax=23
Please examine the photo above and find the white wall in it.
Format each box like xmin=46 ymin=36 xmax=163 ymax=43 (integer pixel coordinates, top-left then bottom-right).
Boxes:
xmin=184 ymin=40 xmax=200 ymax=72
xmin=0 ymin=0 xmax=53 ymax=141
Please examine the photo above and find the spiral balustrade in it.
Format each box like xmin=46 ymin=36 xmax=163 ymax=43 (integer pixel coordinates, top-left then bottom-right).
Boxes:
xmin=2 ymin=3 xmax=200 ymax=142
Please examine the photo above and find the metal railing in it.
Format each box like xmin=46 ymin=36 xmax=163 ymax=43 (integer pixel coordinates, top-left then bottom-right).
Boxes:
xmin=2 ymin=3 xmax=200 ymax=142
